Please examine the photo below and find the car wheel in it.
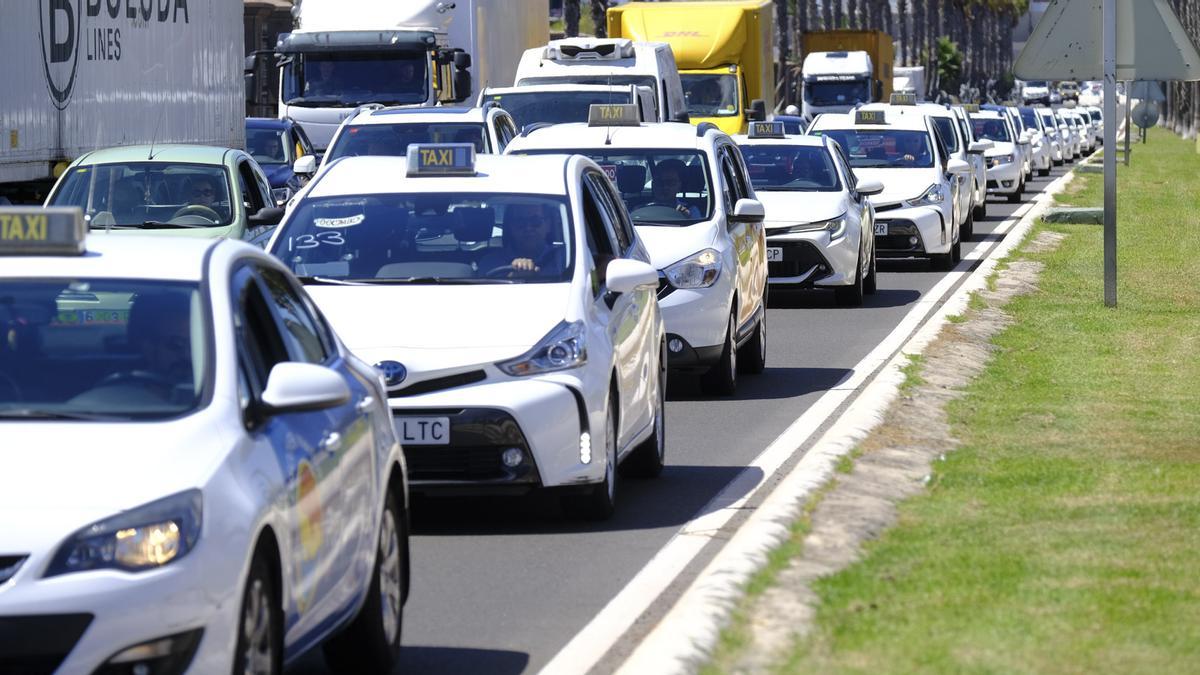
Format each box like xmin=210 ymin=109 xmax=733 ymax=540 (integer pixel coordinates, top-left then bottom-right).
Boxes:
xmin=738 ymin=302 xmax=766 ymax=374
xmin=621 ymin=350 xmax=666 ymax=479
xmin=834 ymin=250 xmax=865 ymax=307
xmin=973 ymin=195 xmax=987 ymax=220
xmin=1007 ymin=184 xmax=1023 ymax=203
xmin=1039 ymin=166 xmax=1051 ymax=177
xmin=700 ymin=310 xmax=737 ymax=396
xmin=863 ymin=248 xmax=878 ymax=295
xmin=963 ymin=207 xmax=975 ymax=241
xmin=951 ymin=233 xmax=962 ymax=263
xmin=562 ymin=392 xmax=618 ymax=520
xmin=1053 ymin=158 xmax=1064 ymax=167
xmin=322 ymin=492 xmax=405 ymax=672
xmin=234 ymin=554 xmax=282 ymax=675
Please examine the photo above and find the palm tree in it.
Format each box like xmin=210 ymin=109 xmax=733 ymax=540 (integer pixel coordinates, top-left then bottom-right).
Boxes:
xmin=590 ymin=0 xmax=608 ymax=38
xmin=564 ymin=0 xmax=580 ymax=37
xmin=898 ymin=0 xmax=910 ymax=64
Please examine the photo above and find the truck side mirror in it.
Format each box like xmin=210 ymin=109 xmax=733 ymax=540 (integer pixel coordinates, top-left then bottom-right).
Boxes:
xmin=875 ymin=80 xmax=884 ymax=100
xmin=671 ymin=111 xmax=691 ymax=123
xmin=244 ymin=53 xmax=258 ymax=73
xmin=244 ymin=73 xmax=256 ymax=105
xmin=453 ymin=51 xmax=472 ymax=70
xmin=748 ymin=99 xmax=766 ymax=122
xmin=453 ymin=69 xmax=473 ymax=103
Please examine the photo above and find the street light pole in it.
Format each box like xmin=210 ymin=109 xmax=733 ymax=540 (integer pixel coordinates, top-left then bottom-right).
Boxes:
xmin=1103 ymin=0 xmax=1118 ymax=307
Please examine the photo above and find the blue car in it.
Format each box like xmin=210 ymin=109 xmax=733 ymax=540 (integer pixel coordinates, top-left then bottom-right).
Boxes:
xmin=246 ymin=117 xmax=318 ymax=205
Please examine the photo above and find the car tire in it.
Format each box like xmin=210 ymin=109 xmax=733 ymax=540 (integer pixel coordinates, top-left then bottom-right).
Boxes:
xmin=834 ymin=251 xmax=865 ymax=307
xmin=622 ymin=351 xmax=666 ymax=479
xmin=700 ymin=310 xmax=737 ymax=396
xmin=322 ymin=491 xmax=405 ymax=673
xmin=973 ymin=194 xmax=987 ymax=220
xmin=1053 ymin=158 xmax=1064 ymax=167
xmin=863 ymin=249 xmax=878 ymax=295
xmin=1039 ymin=166 xmax=1051 ymax=177
xmin=234 ymin=553 xmax=282 ymax=675
xmin=951 ymin=232 xmax=962 ymax=263
xmin=963 ymin=207 xmax=976 ymax=241
xmin=738 ymin=303 xmax=766 ymax=374
xmin=1007 ymin=184 xmax=1023 ymax=203
xmin=562 ymin=392 xmax=618 ymax=520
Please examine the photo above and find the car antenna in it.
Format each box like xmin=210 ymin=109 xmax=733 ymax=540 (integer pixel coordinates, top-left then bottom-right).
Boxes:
xmin=604 ymin=71 xmax=614 ymax=145
xmin=147 ymin=108 xmax=165 ymax=160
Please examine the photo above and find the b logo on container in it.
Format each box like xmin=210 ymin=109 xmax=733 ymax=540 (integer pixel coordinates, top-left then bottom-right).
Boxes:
xmin=40 ymin=0 xmax=82 ymax=110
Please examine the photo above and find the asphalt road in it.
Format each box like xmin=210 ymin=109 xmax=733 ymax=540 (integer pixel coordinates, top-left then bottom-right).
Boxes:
xmin=291 ymin=161 xmax=1076 ymax=675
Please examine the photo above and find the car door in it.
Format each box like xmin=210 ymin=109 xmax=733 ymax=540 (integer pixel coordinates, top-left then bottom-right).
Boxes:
xmin=580 ymin=171 xmax=648 ymax=449
xmin=717 ymin=143 xmax=766 ymax=333
xmin=832 ymin=143 xmax=874 ymax=260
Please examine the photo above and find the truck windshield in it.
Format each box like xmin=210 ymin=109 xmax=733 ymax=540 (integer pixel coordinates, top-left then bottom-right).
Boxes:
xmin=0 ymin=280 xmax=207 ymax=420
xmin=809 ymin=129 xmax=934 ymax=168
xmin=518 ymin=75 xmax=659 ymax=112
xmin=806 ymin=79 xmax=871 ymax=107
xmin=738 ymin=145 xmax=841 ymax=192
xmin=326 ymin=123 xmax=488 ymax=161
xmin=50 ymin=163 xmax=234 ymax=229
xmin=681 ymin=74 xmax=739 ymax=117
xmin=481 ymin=91 xmax=634 ymax=129
xmin=513 ymin=149 xmax=712 ymax=226
xmin=282 ymin=53 xmax=427 ymax=107
xmin=272 ymin=194 xmax=574 ymax=283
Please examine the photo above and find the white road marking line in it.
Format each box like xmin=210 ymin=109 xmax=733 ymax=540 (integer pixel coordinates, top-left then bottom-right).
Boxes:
xmin=537 ymin=174 xmax=1075 ymax=675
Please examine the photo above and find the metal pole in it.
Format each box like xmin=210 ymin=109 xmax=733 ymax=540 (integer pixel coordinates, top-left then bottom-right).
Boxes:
xmin=1123 ymin=81 xmax=1133 ymax=166
xmin=1103 ymin=0 xmax=1118 ymax=307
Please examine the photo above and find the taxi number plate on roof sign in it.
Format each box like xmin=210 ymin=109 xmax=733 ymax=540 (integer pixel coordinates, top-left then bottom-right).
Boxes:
xmin=0 ymin=207 xmax=85 ymax=256
xmin=855 ymin=110 xmax=886 ymax=125
xmin=406 ymin=143 xmax=477 ymax=177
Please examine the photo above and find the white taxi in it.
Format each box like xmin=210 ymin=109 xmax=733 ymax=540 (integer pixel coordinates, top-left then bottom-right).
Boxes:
xmin=266 ymin=145 xmax=666 ymax=520
xmin=733 ymin=121 xmax=882 ymax=306
xmin=0 ymin=208 xmax=409 ymax=673
xmin=968 ymin=109 xmax=1025 ymax=202
xmin=808 ymin=108 xmax=971 ymax=269
xmin=506 ymin=105 xmax=769 ymax=396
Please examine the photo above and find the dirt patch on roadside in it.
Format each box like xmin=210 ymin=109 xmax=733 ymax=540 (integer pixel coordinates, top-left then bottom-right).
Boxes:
xmin=728 ymin=231 xmax=1067 ymax=673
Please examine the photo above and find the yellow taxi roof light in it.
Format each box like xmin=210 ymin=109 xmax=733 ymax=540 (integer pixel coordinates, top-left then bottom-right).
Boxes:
xmin=0 ymin=207 xmax=86 ymax=256
xmin=587 ymin=104 xmax=641 ymax=127
xmin=748 ymin=121 xmax=786 ymax=139
xmin=405 ymin=143 xmax=477 ymax=177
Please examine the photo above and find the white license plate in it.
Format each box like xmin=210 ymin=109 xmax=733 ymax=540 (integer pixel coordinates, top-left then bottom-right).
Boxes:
xmin=394 ymin=416 xmax=450 ymax=445
xmin=874 ymin=221 xmax=888 ymax=236
xmin=766 ymin=247 xmax=783 ymax=262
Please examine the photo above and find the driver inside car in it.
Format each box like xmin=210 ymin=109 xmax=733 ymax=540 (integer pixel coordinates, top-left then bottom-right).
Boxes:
xmin=127 ymin=292 xmax=194 ymax=390
xmin=180 ymin=175 xmax=227 ymax=222
xmin=649 ymin=160 xmax=702 ymax=218
xmin=477 ymin=203 xmax=562 ymax=278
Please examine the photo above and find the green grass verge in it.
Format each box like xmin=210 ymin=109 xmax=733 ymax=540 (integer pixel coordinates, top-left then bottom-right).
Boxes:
xmin=765 ymin=127 xmax=1200 ymax=673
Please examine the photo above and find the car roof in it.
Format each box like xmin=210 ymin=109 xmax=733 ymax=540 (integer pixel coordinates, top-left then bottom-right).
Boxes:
xmin=0 ymin=235 xmax=221 ymax=282
xmin=73 ymin=144 xmax=236 ymax=166
xmin=308 ymin=154 xmax=574 ymax=197
xmin=859 ymin=102 xmax=956 ymax=121
xmin=967 ymin=110 xmax=1006 ymax=119
xmin=732 ymin=133 xmax=825 ymax=148
xmin=484 ymin=84 xmax=637 ymax=95
xmin=810 ymin=111 xmax=931 ymax=132
xmin=246 ymin=117 xmax=291 ymax=130
xmin=509 ymin=122 xmax=717 ymax=151
xmin=348 ymin=106 xmax=489 ymax=126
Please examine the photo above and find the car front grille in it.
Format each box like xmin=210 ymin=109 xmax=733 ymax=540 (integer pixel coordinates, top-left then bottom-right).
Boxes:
xmin=0 ymin=555 xmax=25 ymax=586
xmin=388 ymin=370 xmax=487 ymax=398
xmin=766 ymin=239 xmax=829 ymax=279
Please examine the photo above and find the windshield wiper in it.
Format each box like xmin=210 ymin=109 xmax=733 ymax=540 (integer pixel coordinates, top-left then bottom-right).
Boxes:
xmin=140 ymin=221 xmax=216 ymax=229
xmin=296 ymin=276 xmax=368 ymax=286
xmin=87 ymin=223 xmax=140 ymax=230
xmin=0 ymin=409 xmax=121 ymax=421
xmin=361 ymin=277 xmax=517 ymax=285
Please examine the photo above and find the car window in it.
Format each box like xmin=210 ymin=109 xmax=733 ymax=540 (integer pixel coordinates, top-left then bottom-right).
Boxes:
xmin=293 ymin=124 xmax=316 ymax=158
xmin=594 ymin=171 xmax=638 ymax=254
xmin=808 ymin=129 xmax=934 ymax=168
xmin=738 ymin=144 xmax=842 ymax=192
xmin=258 ymin=266 xmax=331 ymax=364
xmin=237 ymin=159 xmax=267 ymax=214
xmin=326 ymin=123 xmax=488 ymax=161
xmin=969 ymin=116 xmax=1012 ymax=143
xmin=49 ymin=162 xmax=233 ymax=229
xmin=232 ymin=266 xmax=290 ymax=396
xmin=931 ymin=117 xmax=960 ymax=153
xmin=584 ymin=172 xmax=631 ymax=252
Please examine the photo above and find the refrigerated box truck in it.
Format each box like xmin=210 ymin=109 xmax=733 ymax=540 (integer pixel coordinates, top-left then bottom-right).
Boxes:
xmin=800 ymin=30 xmax=894 ymax=119
xmin=0 ymin=1 xmax=244 ymax=200
xmin=265 ymin=0 xmax=547 ymax=151
xmin=607 ymin=0 xmax=774 ymax=136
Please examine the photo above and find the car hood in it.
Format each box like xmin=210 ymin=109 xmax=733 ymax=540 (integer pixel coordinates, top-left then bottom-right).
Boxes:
xmin=852 ymin=168 xmax=939 ymax=208
xmin=985 ymin=142 xmax=1017 ymax=157
xmin=634 ymin=220 xmax=720 ymax=270
xmin=0 ymin=413 xmax=228 ymax=553
xmin=756 ymin=191 xmax=845 ymax=227
xmin=306 ymin=284 xmax=572 ymax=369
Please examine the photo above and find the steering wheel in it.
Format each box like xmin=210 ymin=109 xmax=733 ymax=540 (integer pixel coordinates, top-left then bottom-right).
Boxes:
xmin=631 ymin=204 xmax=689 ymax=220
xmin=483 ymin=265 xmax=520 ymax=278
xmin=170 ymin=204 xmax=222 ymax=223
xmin=483 ymin=248 xmax=561 ymax=279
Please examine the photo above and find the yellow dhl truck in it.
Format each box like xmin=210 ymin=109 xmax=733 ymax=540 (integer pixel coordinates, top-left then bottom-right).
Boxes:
xmin=607 ymin=1 xmax=775 ymax=135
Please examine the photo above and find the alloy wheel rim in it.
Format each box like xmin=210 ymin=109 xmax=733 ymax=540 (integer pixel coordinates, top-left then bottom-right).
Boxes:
xmin=378 ymin=509 xmax=402 ymax=645
xmin=242 ymin=578 xmax=274 ymax=675
xmin=606 ymin=405 xmax=617 ymax=500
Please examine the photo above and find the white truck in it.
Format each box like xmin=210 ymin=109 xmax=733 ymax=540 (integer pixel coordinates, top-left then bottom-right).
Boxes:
xmin=0 ymin=1 xmax=243 ymax=202
xmin=893 ymin=66 xmax=926 ymax=102
xmin=262 ymin=0 xmax=547 ymax=151
xmin=800 ymin=51 xmax=875 ymax=119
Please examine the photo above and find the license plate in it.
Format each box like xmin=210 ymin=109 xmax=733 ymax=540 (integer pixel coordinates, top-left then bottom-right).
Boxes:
xmin=394 ymin=416 xmax=450 ymax=445
xmin=766 ymin=247 xmax=783 ymax=262
xmin=874 ymin=221 xmax=888 ymax=236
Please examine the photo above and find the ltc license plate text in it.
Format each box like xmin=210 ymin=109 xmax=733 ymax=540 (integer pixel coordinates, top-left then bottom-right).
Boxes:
xmin=394 ymin=416 xmax=450 ymax=445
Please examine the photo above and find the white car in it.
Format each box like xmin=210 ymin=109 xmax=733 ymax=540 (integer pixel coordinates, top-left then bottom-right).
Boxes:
xmin=506 ymin=105 xmax=769 ymax=396
xmin=1004 ymin=105 xmax=1036 ymax=181
xmin=1018 ymin=106 xmax=1054 ymax=177
xmin=1021 ymin=80 xmax=1052 ymax=106
xmin=733 ymin=122 xmax=883 ymax=306
xmin=1038 ymin=108 xmax=1068 ymax=166
xmin=0 ymin=209 xmax=409 ymax=673
xmin=951 ymin=105 xmax=991 ymax=220
xmin=266 ymin=147 xmax=666 ymax=520
xmin=1055 ymin=109 xmax=1082 ymax=159
xmin=808 ymin=108 xmax=971 ymax=269
xmin=969 ymin=109 xmax=1025 ymax=202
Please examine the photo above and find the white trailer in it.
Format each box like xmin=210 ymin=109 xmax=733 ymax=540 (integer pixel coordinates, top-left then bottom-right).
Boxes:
xmin=894 ymin=66 xmax=926 ymax=101
xmin=269 ymin=0 xmax=547 ymax=151
xmin=0 ymin=1 xmax=243 ymax=193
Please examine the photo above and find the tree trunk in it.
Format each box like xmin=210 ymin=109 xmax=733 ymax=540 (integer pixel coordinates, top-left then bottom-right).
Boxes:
xmin=564 ymin=0 xmax=580 ymax=37
xmin=898 ymin=0 xmax=909 ymax=65
xmin=834 ymin=0 xmax=844 ymax=29
xmin=823 ymin=0 xmax=833 ymax=30
xmin=590 ymin=0 xmax=608 ymax=38
xmin=847 ymin=0 xmax=858 ymax=29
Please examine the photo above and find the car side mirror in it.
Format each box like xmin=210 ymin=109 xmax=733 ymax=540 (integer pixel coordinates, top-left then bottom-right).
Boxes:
xmin=968 ymin=140 xmax=993 ymax=154
xmin=260 ymin=362 xmax=350 ymax=414
xmin=293 ymin=155 xmax=317 ymax=177
xmin=946 ymin=158 xmax=971 ymax=174
xmin=671 ymin=110 xmax=691 ymax=123
xmin=747 ymin=99 xmax=767 ymax=122
xmin=854 ymin=178 xmax=884 ymax=196
xmin=605 ymin=258 xmax=659 ymax=294
xmin=249 ymin=206 xmax=284 ymax=226
xmin=729 ymin=198 xmax=765 ymax=223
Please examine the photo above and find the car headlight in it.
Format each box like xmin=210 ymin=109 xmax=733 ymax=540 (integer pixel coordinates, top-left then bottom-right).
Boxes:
xmin=771 ymin=214 xmax=847 ymax=239
xmin=906 ymin=184 xmax=945 ymax=207
xmin=45 ymin=490 xmax=202 ymax=576
xmin=663 ymin=248 xmax=722 ymax=289
xmin=498 ymin=320 xmax=587 ymax=376
xmin=272 ymin=187 xmax=293 ymax=205
xmin=987 ymin=154 xmax=1015 ymax=168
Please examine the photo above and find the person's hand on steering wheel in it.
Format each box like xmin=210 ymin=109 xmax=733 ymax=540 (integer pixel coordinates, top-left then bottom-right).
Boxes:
xmin=171 ymin=204 xmax=222 ymax=223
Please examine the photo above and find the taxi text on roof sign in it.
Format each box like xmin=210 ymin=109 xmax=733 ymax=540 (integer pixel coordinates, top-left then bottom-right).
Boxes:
xmin=588 ymin=104 xmax=640 ymax=127
xmin=855 ymin=109 xmax=887 ymax=125
xmin=962 ymin=103 xmax=981 ymax=113
xmin=406 ymin=143 xmax=477 ymax=177
xmin=890 ymin=92 xmax=917 ymax=106
xmin=0 ymin=207 xmax=86 ymax=256
xmin=748 ymin=121 xmax=785 ymax=139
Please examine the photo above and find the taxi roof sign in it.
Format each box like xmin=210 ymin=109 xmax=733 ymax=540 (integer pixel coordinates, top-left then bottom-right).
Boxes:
xmin=406 ymin=143 xmax=477 ymax=177
xmin=890 ymin=92 xmax=917 ymax=106
xmin=0 ymin=207 xmax=85 ymax=256
xmin=587 ymin=104 xmax=640 ymax=127
xmin=748 ymin=121 xmax=786 ymax=138
xmin=854 ymin=109 xmax=887 ymax=125
xmin=962 ymin=103 xmax=981 ymax=113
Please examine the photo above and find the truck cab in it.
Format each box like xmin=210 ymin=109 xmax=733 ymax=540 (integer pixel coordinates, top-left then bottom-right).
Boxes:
xmin=801 ymin=51 xmax=876 ymax=119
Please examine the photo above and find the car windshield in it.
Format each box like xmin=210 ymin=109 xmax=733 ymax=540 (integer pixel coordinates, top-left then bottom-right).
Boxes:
xmin=271 ymin=193 xmax=575 ymax=283
xmin=681 ymin=74 xmax=739 ymax=117
xmin=1090 ymin=110 xmax=1102 ymax=122
xmin=1040 ymin=112 xmax=1058 ymax=128
xmin=481 ymin=91 xmax=634 ymax=129
xmin=1027 ymin=81 xmax=1048 ymax=88
xmin=518 ymin=75 xmax=660 ymax=112
xmin=969 ymin=116 xmax=1012 ymax=143
xmin=738 ymin=145 xmax=841 ymax=192
xmin=0 ymin=280 xmax=206 ymax=419
xmin=326 ymin=123 xmax=488 ymax=161
xmin=282 ymin=52 xmax=427 ymax=107
xmin=247 ymin=128 xmax=288 ymax=165
xmin=1019 ymin=107 xmax=1040 ymax=128
xmin=809 ymin=129 xmax=933 ymax=168
xmin=930 ymin=117 xmax=960 ymax=153
xmin=806 ymin=79 xmax=871 ymax=107
xmin=49 ymin=162 xmax=233 ymax=229
xmin=514 ymin=149 xmax=713 ymax=226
